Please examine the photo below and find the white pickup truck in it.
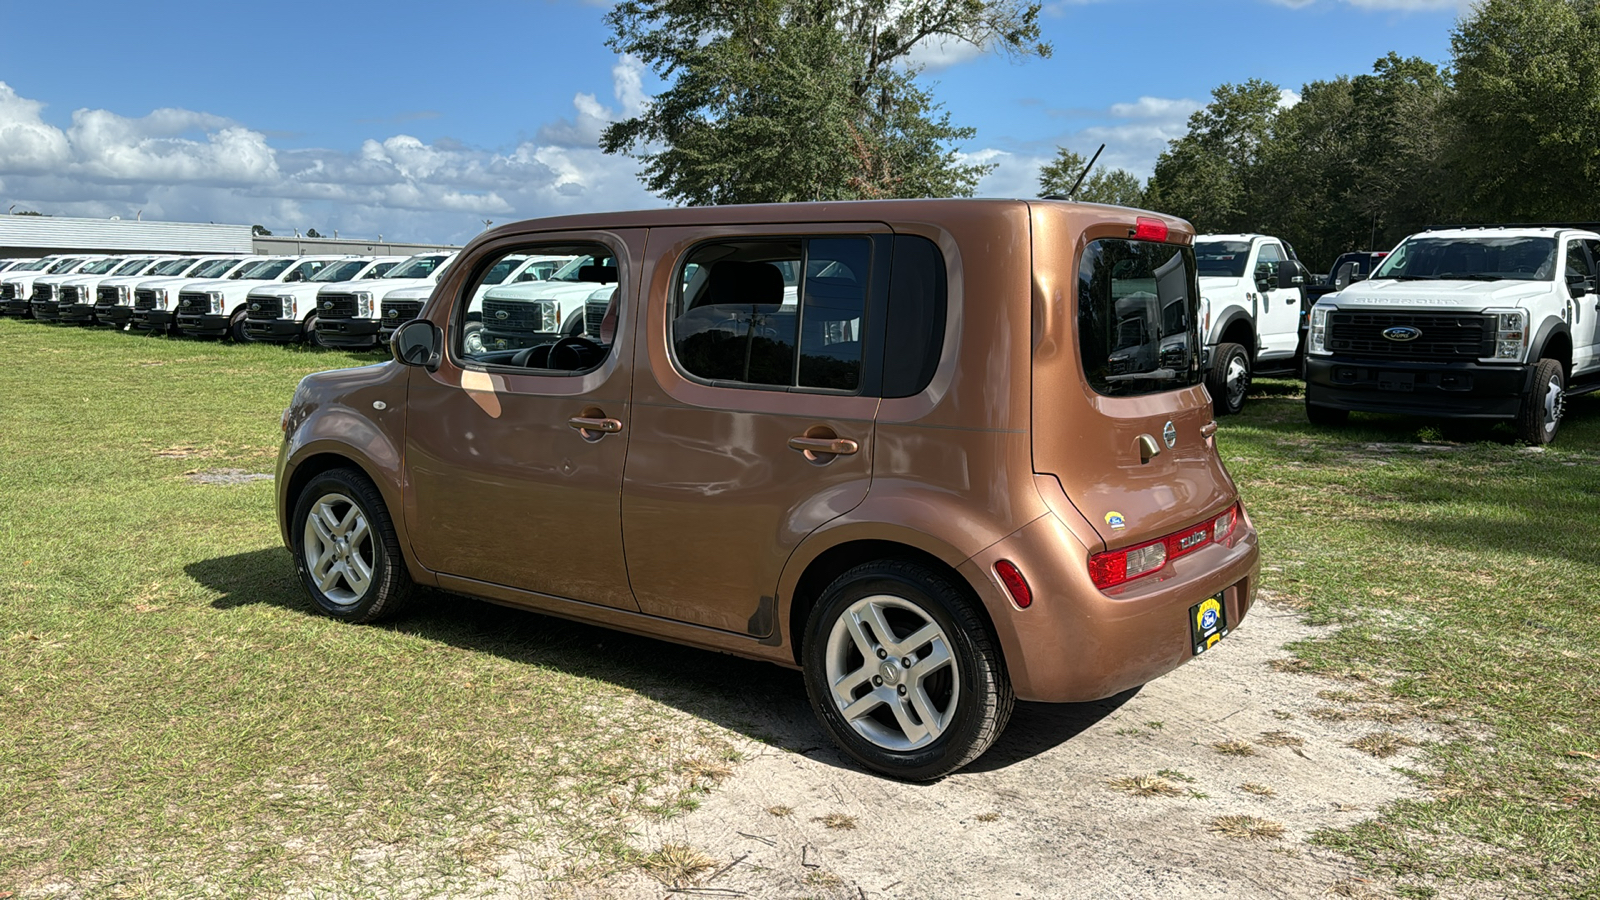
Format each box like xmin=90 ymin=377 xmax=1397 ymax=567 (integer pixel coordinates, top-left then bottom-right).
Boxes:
xmin=477 ymin=254 xmax=621 ymax=352
xmin=314 ymin=252 xmax=457 ymax=349
xmin=57 ymin=256 xmax=171 ymax=325
xmin=175 ymin=256 xmax=351 ymax=341
xmin=1194 ymin=233 xmax=1312 ymax=414
xmin=243 ymin=256 xmax=406 ymax=344
xmin=2 ymin=256 xmax=84 ymax=317
xmin=29 ymin=256 xmax=117 ymax=322
xmin=91 ymin=256 xmax=202 ymax=329
xmin=1306 ymin=225 xmax=1600 ymax=444
xmin=129 ymin=256 xmax=264 ymax=334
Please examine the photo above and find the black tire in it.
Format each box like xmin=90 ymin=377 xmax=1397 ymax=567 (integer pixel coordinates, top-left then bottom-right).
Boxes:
xmin=802 ymin=561 xmax=1013 ymax=781
xmin=227 ymin=308 xmax=249 ymax=343
xmin=1515 ymin=357 xmax=1565 ymax=445
xmin=462 ymin=321 xmax=484 ymax=355
xmin=1305 ymin=398 xmax=1349 ymax=427
xmin=302 ymin=314 xmax=323 ymax=347
xmin=290 ymin=467 xmax=415 ymax=623
xmin=1206 ymin=342 xmax=1251 ymax=416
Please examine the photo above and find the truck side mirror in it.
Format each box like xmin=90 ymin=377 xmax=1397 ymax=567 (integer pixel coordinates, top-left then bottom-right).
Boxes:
xmin=1349 ymin=271 xmax=1369 ymax=283
xmin=1567 ymin=272 xmax=1594 ymax=296
xmin=391 ymin=319 xmax=442 ymax=370
xmin=1254 ymin=263 xmax=1279 ymax=291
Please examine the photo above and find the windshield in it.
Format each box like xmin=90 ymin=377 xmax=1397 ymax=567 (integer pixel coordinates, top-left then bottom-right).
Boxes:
xmin=386 ymin=255 xmax=449 ymax=279
xmin=1374 ymin=236 xmax=1557 ymax=282
xmin=481 ymin=255 xmax=529 ymax=286
xmin=81 ymin=259 xmax=122 ymax=275
xmin=48 ymin=258 xmax=87 ymax=273
xmin=151 ymin=258 xmax=199 ymax=276
xmin=1194 ymin=241 xmax=1252 ymax=278
xmin=236 ymin=259 xmax=294 ymax=280
xmin=547 ymin=255 xmax=620 ymax=282
xmin=14 ymin=259 xmax=52 ymax=272
xmin=309 ymin=260 xmax=368 ymax=283
xmin=112 ymin=258 xmax=155 ymax=276
xmin=191 ymin=258 xmax=242 ymax=279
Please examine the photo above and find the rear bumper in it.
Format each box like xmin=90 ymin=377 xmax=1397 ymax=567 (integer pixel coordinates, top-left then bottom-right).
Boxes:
xmin=315 ymin=317 xmax=380 ymax=347
xmin=1305 ymin=356 xmax=1532 ymax=418
xmin=961 ymin=508 xmax=1259 ymax=703
xmin=244 ymin=317 xmax=302 ymax=342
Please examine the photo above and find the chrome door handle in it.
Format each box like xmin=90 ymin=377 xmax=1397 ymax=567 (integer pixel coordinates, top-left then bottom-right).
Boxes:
xmin=788 ymin=436 xmax=859 ymax=456
xmin=568 ymin=416 xmax=622 ymax=434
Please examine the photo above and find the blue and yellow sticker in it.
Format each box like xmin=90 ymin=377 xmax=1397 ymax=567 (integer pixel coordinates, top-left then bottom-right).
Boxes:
xmin=1104 ymin=511 xmax=1126 ymax=531
xmin=1190 ymin=595 xmax=1227 ymax=655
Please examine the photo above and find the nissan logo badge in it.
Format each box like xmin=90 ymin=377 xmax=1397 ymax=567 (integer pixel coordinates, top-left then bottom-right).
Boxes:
xmin=495 ymin=310 xmax=509 ymax=320
xmin=1384 ymin=326 xmax=1422 ymax=342
xmin=1163 ymin=420 xmax=1177 ymax=449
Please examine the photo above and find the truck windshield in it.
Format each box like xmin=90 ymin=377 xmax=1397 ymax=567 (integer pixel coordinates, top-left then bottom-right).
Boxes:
xmin=386 ymin=255 xmax=449 ymax=279
xmin=1373 ymin=236 xmax=1557 ymax=282
xmin=112 ymin=258 xmax=155 ymax=276
xmin=236 ymin=259 xmax=294 ymax=280
xmin=309 ymin=260 xmax=368 ymax=283
xmin=81 ymin=259 xmax=122 ymax=275
xmin=13 ymin=259 xmax=52 ymax=272
xmin=1078 ymin=239 xmax=1202 ymax=396
xmin=191 ymin=258 xmax=243 ymax=279
xmin=150 ymin=258 xmax=198 ymax=276
xmin=1194 ymin=241 xmax=1252 ymax=278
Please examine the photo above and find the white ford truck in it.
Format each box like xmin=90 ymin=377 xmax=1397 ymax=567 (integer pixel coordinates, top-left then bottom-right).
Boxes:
xmin=314 ymin=252 xmax=457 ymax=349
xmin=243 ymin=256 xmax=406 ymax=344
xmin=129 ymin=257 xmax=263 ymax=334
xmin=1305 ymin=225 xmax=1600 ymax=444
xmin=175 ymin=257 xmax=349 ymax=341
xmin=1194 ymin=234 xmax=1311 ymax=414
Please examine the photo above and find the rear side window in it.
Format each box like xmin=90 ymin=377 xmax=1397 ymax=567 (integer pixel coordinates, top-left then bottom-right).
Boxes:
xmin=882 ymin=235 xmax=946 ymax=399
xmin=672 ymin=237 xmax=870 ymax=392
xmin=1077 ymin=239 xmax=1201 ymax=396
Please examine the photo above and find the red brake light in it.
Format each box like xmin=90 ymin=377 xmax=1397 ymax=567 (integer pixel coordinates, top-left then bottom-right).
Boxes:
xmin=994 ymin=560 xmax=1032 ymax=609
xmin=1088 ymin=503 xmax=1241 ymax=590
xmin=1132 ymin=217 xmax=1169 ymax=242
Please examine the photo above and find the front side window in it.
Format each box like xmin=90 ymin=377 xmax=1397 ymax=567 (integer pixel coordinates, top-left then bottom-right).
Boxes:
xmin=456 ymin=242 xmax=619 ymax=372
xmin=1566 ymin=241 xmax=1594 ymax=280
xmin=671 ymin=237 xmax=869 ymax=391
xmin=282 ymin=260 xmax=328 ymax=282
xmin=1078 ymin=238 xmax=1201 ymax=396
xmin=1373 ymin=236 xmax=1557 ymax=282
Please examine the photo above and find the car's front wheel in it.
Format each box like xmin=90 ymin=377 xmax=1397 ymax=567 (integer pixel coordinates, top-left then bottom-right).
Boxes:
xmin=802 ymin=561 xmax=1012 ymax=781
xmin=1207 ymin=342 xmax=1251 ymax=416
xmin=290 ymin=467 xmax=414 ymax=623
xmin=1516 ymin=357 xmax=1564 ymax=445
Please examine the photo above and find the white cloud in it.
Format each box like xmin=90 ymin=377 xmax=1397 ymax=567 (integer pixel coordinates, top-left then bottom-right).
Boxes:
xmin=1279 ymin=88 xmax=1303 ymax=109
xmin=0 ymin=71 xmax=661 ymax=245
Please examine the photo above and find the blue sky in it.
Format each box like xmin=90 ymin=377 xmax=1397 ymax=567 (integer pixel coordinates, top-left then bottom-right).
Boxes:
xmin=0 ymin=0 xmax=1464 ymax=245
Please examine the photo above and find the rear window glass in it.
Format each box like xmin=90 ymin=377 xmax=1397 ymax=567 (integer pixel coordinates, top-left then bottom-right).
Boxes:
xmin=1078 ymin=239 xmax=1201 ymax=397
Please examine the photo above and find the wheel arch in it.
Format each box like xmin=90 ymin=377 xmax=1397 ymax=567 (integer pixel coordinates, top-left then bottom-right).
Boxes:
xmin=1214 ymin=310 xmax=1255 ymax=356
xmin=1531 ymin=317 xmax=1572 ymax=378
xmin=279 ymin=444 xmax=433 ymax=587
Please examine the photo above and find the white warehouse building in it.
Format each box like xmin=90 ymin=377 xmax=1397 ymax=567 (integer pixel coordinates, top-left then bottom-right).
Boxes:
xmin=0 ymin=215 xmax=455 ymax=258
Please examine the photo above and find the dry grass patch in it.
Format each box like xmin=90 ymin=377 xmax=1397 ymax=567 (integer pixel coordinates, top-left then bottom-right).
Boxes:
xmin=642 ymin=843 xmax=719 ymax=886
xmin=1239 ymin=783 xmax=1278 ymax=797
xmin=804 ymin=869 xmax=843 ymax=887
xmin=1257 ymin=730 xmax=1305 ymax=748
xmin=975 ymin=811 xmax=1000 ymax=823
xmin=1309 ymin=706 xmax=1349 ymax=721
xmin=1213 ymin=739 xmax=1257 ymax=757
xmin=1108 ymin=775 xmax=1184 ymax=798
xmin=1349 ymin=732 xmax=1418 ymax=759
xmin=815 ymin=812 xmax=857 ymax=830
xmin=765 ymin=805 xmax=793 ymax=817
xmin=1208 ymin=815 xmax=1286 ymax=841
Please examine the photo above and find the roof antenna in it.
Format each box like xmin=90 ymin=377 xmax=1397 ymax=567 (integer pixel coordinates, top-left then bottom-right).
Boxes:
xmin=1066 ymin=144 xmax=1105 ymax=200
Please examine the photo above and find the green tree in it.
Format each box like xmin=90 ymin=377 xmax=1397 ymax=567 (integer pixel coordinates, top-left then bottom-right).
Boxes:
xmin=1448 ymin=0 xmax=1600 ymax=221
xmin=306 ymin=228 xmax=323 ymax=239
xmin=601 ymin=0 xmax=1051 ymax=205
xmin=1037 ymin=147 xmax=1146 ymax=207
xmin=251 ymin=224 xmax=272 ymax=236
xmin=1144 ymin=79 xmax=1283 ymax=234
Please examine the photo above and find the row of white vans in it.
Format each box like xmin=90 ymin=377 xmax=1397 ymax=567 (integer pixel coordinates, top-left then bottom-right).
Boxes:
xmin=0 ymin=250 xmax=616 ymax=350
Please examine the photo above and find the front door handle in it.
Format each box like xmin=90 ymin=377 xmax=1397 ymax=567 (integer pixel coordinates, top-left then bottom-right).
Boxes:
xmin=788 ymin=436 xmax=859 ymax=456
xmin=568 ymin=416 xmax=622 ymax=436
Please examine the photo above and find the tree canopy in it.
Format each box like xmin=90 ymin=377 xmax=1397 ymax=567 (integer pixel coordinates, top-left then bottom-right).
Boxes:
xmin=1037 ymin=147 xmax=1145 ymax=207
xmin=601 ymin=0 xmax=1050 ymax=205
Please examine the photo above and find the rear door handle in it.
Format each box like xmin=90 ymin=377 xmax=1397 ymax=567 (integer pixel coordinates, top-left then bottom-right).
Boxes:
xmin=568 ymin=416 xmax=622 ymax=434
xmin=788 ymin=436 xmax=859 ymax=456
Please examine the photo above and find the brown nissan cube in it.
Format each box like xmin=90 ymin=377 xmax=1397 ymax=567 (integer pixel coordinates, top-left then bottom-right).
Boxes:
xmin=276 ymin=199 xmax=1259 ymax=780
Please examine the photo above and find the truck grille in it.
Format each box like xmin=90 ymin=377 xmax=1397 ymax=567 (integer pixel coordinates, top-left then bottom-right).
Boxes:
xmin=381 ymin=298 xmax=423 ymax=326
xmin=248 ymin=296 xmax=283 ymax=319
xmin=31 ymin=284 xmax=53 ymax=301
xmin=1326 ymin=311 xmax=1493 ymax=361
xmin=178 ymin=291 xmax=209 ymax=313
xmin=0 ymin=284 xmax=14 ymax=301
xmin=96 ymin=286 xmax=119 ymax=309
xmin=134 ymin=289 xmax=159 ymax=310
xmin=585 ymin=299 xmax=608 ymax=337
xmin=482 ymin=298 xmax=542 ymax=331
xmin=59 ymin=286 xmax=83 ymax=306
xmin=318 ymin=292 xmax=357 ymax=318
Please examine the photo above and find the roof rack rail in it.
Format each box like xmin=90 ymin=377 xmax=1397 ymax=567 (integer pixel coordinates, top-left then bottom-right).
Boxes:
xmin=1422 ymin=222 xmax=1600 ymax=232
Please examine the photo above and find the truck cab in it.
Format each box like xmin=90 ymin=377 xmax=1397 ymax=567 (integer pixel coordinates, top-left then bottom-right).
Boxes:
xmin=1194 ymin=234 xmax=1309 ymax=414
xmin=129 ymin=256 xmax=265 ymax=334
xmin=1305 ymin=226 xmax=1600 ymax=444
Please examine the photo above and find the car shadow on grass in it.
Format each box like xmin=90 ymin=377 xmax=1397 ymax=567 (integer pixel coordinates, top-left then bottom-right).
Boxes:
xmin=190 ymin=548 xmax=1125 ymax=776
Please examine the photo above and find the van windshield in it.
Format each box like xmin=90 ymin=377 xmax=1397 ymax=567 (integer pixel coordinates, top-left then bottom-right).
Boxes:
xmin=1373 ymin=236 xmax=1557 ymax=281
xmin=1078 ymin=239 xmax=1201 ymax=396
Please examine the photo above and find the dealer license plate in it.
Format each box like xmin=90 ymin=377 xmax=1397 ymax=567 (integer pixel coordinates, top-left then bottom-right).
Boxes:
xmin=1190 ymin=594 xmax=1228 ymax=656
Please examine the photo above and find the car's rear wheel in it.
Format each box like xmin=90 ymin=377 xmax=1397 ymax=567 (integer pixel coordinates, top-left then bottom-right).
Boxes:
xmin=802 ymin=561 xmax=1012 ymax=781
xmin=291 ymin=467 xmax=415 ymax=623
xmin=1207 ymin=342 xmax=1250 ymax=416
xmin=1515 ymin=357 xmax=1564 ymax=445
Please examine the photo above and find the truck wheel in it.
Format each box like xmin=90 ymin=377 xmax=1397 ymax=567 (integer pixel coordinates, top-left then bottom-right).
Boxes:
xmin=1305 ymin=399 xmax=1348 ymax=427
xmin=302 ymin=314 xmax=323 ymax=347
xmin=802 ymin=561 xmax=1013 ymax=781
xmin=227 ymin=308 xmax=249 ymax=343
xmin=1515 ymin=358 xmax=1565 ymax=445
xmin=1206 ymin=343 xmax=1250 ymax=416
xmin=291 ymin=467 xmax=415 ymax=623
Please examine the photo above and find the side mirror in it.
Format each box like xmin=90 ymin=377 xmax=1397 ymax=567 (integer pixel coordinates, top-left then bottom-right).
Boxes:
xmin=391 ymin=319 xmax=442 ymax=369
xmin=1567 ymin=273 xmax=1594 ymax=296
xmin=1254 ymin=263 xmax=1279 ymax=291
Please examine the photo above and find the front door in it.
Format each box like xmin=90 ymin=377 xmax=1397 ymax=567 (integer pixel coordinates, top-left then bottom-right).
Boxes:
xmin=403 ymin=231 xmax=643 ymax=611
xmin=621 ymin=226 xmax=884 ymax=635
xmin=1254 ymin=242 xmax=1301 ymax=361
xmin=1571 ymin=239 xmax=1600 ymax=377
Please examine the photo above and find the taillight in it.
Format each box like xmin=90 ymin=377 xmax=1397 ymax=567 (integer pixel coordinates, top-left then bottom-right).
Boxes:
xmin=994 ymin=560 xmax=1032 ymax=609
xmin=1132 ymin=217 xmax=1169 ymax=242
xmin=1089 ymin=503 xmax=1241 ymax=590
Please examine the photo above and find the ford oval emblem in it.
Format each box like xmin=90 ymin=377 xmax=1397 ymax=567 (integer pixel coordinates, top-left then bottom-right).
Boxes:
xmin=495 ymin=309 xmax=509 ymax=320
xmin=386 ymin=309 xmax=398 ymax=318
xmin=1383 ymin=326 xmax=1422 ymax=342
xmin=1163 ymin=420 xmax=1177 ymax=449
xmin=249 ymin=303 xmax=259 ymax=312
xmin=322 ymin=300 xmax=332 ymax=310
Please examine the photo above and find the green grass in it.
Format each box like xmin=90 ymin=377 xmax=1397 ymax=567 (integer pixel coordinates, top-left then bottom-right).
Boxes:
xmin=3 ymin=320 xmax=1599 ymax=898
xmin=0 ymin=320 xmax=754 ymax=897
xmin=1227 ymin=378 xmax=1600 ymax=899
